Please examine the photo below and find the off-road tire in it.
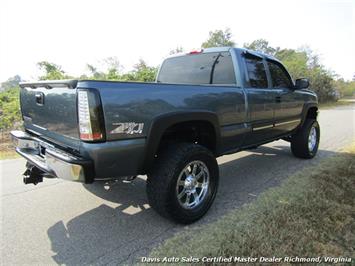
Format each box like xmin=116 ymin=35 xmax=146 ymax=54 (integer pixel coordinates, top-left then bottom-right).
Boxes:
xmin=147 ymin=143 xmax=219 ymax=224
xmin=291 ymin=119 xmax=320 ymax=159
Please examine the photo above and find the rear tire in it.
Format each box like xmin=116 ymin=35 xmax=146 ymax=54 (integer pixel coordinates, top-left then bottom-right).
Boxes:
xmin=291 ymin=119 xmax=320 ymax=159
xmin=146 ymin=143 xmax=219 ymax=224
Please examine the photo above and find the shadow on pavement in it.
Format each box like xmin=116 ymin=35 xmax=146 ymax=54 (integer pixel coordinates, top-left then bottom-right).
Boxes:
xmin=47 ymin=144 xmax=338 ymax=265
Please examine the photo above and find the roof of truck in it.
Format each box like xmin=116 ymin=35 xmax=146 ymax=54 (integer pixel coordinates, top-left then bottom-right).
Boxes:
xmin=167 ymin=46 xmax=279 ymax=62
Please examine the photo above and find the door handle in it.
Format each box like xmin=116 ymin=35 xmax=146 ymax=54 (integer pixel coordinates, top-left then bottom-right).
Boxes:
xmin=275 ymin=96 xmax=281 ymax=103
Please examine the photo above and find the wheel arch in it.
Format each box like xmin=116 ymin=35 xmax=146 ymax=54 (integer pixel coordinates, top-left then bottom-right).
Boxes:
xmin=142 ymin=111 xmax=221 ymax=172
xmin=300 ymin=103 xmax=318 ymax=128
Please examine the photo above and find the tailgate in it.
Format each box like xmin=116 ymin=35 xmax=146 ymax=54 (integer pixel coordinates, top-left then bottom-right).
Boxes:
xmin=19 ymin=80 xmax=80 ymax=150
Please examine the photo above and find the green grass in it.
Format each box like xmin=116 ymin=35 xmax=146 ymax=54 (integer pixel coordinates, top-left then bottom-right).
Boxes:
xmin=319 ymin=99 xmax=355 ymax=109
xmin=150 ymin=145 xmax=355 ymax=264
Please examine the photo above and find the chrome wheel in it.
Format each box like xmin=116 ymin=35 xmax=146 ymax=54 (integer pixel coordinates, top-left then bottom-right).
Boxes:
xmin=176 ymin=160 xmax=210 ymax=209
xmin=308 ymin=126 xmax=317 ymax=152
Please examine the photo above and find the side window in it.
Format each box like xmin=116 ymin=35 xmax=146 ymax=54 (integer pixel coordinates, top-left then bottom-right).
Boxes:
xmin=267 ymin=60 xmax=293 ymax=88
xmin=244 ymin=55 xmax=268 ymax=88
xmin=212 ymin=52 xmax=236 ymax=85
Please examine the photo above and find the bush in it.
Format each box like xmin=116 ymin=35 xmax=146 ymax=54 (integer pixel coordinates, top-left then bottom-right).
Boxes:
xmin=0 ymin=87 xmax=21 ymax=131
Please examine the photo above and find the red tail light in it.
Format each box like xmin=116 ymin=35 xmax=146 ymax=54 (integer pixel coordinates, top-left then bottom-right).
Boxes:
xmin=188 ymin=49 xmax=203 ymax=55
xmin=77 ymin=90 xmax=105 ymax=142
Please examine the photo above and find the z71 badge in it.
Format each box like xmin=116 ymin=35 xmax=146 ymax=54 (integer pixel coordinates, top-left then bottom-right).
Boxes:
xmin=110 ymin=122 xmax=144 ymax=135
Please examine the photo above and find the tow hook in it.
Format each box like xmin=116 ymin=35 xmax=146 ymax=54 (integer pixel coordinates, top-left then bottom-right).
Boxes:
xmin=23 ymin=165 xmax=44 ymax=185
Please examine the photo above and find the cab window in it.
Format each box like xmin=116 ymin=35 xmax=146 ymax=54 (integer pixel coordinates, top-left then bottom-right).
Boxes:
xmin=244 ymin=55 xmax=268 ymax=88
xmin=267 ymin=60 xmax=293 ymax=88
xmin=157 ymin=52 xmax=237 ymax=85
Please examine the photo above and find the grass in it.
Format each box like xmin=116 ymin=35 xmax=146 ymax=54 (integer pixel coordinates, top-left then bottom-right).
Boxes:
xmin=0 ymin=150 xmax=19 ymax=160
xmin=150 ymin=145 xmax=355 ymax=264
xmin=0 ymin=136 xmax=19 ymax=160
xmin=319 ymin=99 xmax=355 ymax=109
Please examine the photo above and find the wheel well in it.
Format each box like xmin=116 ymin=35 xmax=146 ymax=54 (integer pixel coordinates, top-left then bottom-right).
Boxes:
xmin=306 ymin=107 xmax=318 ymax=120
xmin=157 ymin=121 xmax=217 ymax=155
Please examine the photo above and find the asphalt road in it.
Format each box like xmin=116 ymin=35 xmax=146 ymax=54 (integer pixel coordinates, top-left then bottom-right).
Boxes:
xmin=1 ymin=104 xmax=354 ymax=265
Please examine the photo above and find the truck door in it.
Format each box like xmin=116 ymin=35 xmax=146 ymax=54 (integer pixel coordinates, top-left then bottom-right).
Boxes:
xmin=266 ymin=59 xmax=303 ymax=135
xmin=242 ymin=52 xmax=279 ymax=145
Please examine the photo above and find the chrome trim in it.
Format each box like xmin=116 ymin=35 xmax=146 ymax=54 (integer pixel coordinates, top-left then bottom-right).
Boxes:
xmin=253 ymin=124 xmax=273 ymax=131
xmin=46 ymin=152 xmax=85 ymax=182
xmin=11 ymin=130 xmax=87 ymax=182
xmin=308 ymin=126 xmax=317 ymax=152
xmin=33 ymin=124 xmax=47 ymax=131
xmin=275 ymin=119 xmax=301 ymax=127
xmin=176 ymin=160 xmax=210 ymax=209
xmin=221 ymin=123 xmax=250 ymax=137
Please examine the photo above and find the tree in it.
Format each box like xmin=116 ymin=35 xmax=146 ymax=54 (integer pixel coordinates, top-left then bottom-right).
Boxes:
xmin=201 ymin=28 xmax=235 ymax=48
xmin=0 ymin=88 xmax=21 ymax=130
xmin=308 ymin=67 xmax=335 ymax=102
xmin=275 ymin=49 xmax=309 ymax=78
xmin=84 ymin=58 xmax=157 ymax=82
xmin=334 ymin=78 xmax=355 ymax=97
xmin=1 ymin=75 xmax=22 ymax=91
xmin=274 ymin=47 xmax=336 ymax=102
xmin=37 ymin=61 xmax=70 ymax=80
xmin=85 ymin=64 xmax=106 ymax=80
xmin=121 ymin=59 xmax=157 ymax=82
xmin=243 ymin=39 xmax=278 ymax=56
xmin=104 ymin=57 xmax=121 ymax=80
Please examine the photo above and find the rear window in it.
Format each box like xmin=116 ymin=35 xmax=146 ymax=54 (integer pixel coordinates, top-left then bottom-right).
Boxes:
xmin=157 ymin=52 xmax=236 ymax=85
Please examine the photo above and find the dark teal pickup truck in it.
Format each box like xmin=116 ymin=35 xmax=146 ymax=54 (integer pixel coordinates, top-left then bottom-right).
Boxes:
xmin=11 ymin=47 xmax=320 ymax=223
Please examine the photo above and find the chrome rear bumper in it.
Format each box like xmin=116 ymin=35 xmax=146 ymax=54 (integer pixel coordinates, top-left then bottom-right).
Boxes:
xmin=11 ymin=130 xmax=94 ymax=183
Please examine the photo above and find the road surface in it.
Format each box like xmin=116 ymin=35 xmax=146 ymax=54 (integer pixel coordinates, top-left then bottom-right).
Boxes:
xmin=1 ymin=104 xmax=354 ymax=265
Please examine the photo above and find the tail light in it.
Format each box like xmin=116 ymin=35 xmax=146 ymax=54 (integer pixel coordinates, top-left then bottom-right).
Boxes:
xmin=188 ymin=49 xmax=203 ymax=55
xmin=77 ymin=90 xmax=105 ymax=141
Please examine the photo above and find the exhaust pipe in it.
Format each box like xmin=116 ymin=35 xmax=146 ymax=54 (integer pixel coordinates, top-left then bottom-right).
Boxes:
xmin=23 ymin=164 xmax=44 ymax=185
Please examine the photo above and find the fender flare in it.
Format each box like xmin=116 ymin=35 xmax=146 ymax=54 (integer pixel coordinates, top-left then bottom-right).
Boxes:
xmin=300 ymin=102 xmax=318 ymax=128
xmin=142 ymin=111 xmax=221 ymax=171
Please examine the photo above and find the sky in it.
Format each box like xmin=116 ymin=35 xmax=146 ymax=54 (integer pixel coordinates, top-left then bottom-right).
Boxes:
xmin=0 ymin=0 xmax=354 ymax=82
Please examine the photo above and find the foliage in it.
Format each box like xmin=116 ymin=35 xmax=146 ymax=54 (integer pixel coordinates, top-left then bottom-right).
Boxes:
xmin=243 ymin=40 xmax=346 ymax=102
xmin=37 ymin=61 xmax=72 ymax=80
xmin=131 ymin=59 xmax=158 ymax=82
xmin=83 ymin=64 xmax=106 ymax=80
xmin=104 ymin=56 xmax=122 ymax=80
xmin=201 ymin=28 xmax=235 ymax=48
xmin=275 ymin=49 xmax=309 ymax=78
xmin=275 ymin=48 xmax=336 ymax=102
xmin=334 ymin=78 xmax=355 ymax=97
xmin=307 ymin=67 xmax=335 ymax=102
xmin=1 ymin=75 xmax=22 ymax=91
xmin=244 ymin=39 xmax=279 ymax=55
xmin=84 ymin=58 xmax=158 ymax=82
xmin=0 ymin=87 xmax=21 ymax=130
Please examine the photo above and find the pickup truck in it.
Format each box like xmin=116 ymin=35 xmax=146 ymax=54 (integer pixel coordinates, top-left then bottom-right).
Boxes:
xmin=11 ymin=47 xmax=320 ymax=224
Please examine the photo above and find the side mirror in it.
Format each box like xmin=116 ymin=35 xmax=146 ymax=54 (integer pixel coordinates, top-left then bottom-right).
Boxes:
xmin=295 ymin=78 xmax=309 ymax=89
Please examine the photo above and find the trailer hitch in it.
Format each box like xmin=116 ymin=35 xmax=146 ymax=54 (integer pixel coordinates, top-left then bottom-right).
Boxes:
xmin=23 ymin=164 xmax=44 ymax=185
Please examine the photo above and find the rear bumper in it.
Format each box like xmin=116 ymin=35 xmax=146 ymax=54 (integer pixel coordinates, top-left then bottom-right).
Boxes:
xmin=11 ymin=130 xmax=94 ymax=183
